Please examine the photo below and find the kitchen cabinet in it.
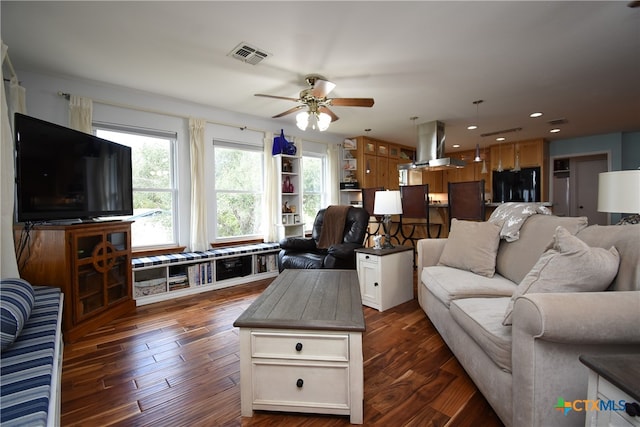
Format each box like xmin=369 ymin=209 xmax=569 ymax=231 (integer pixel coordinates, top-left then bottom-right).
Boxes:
xmin=490 ymin=143 xmax=516 ymax=171
xmin=342 ymin=136 xmax=415 ymax=192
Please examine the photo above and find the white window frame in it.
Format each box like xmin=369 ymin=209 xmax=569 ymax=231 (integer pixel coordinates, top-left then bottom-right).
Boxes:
xmin=212 ymin=139 xmax=265 ymax=243
xmin=94 ymin=123 xmax=179 ymax=248
xmin=302 ymin=151 xmax=327 ymax=233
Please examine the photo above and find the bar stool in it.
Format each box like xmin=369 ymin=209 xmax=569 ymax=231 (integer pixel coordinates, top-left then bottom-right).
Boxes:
xmin=361 ymin=187 xmax=383 ymax=244
xmin=447 ymin=180 xmax=486 ymax=229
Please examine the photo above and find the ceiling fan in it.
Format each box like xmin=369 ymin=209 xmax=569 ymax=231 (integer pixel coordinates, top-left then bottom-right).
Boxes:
xmin=255 ymin=74 xmax=374 ymax=131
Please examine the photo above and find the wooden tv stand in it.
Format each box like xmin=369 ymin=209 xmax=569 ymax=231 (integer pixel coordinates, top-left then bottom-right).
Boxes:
xmin=15 ymin=221 xmax=135 ymax=343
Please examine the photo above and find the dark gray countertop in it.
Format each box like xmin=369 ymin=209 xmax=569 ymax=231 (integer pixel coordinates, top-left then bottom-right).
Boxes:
xmin=579 ymin=354 xmax=640 ymax=402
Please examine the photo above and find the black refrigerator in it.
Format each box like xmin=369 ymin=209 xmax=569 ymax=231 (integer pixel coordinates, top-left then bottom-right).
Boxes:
xmin=492 ymin=167 xmax=541 ymax=203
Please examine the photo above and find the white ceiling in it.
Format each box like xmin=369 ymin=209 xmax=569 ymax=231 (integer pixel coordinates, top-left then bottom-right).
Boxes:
xmin=2 ymin=1 xmax=639 ymax=152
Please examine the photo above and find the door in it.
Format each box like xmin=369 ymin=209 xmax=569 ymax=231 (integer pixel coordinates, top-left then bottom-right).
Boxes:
xmin=573 ymin=155 xmax=608 ymax=225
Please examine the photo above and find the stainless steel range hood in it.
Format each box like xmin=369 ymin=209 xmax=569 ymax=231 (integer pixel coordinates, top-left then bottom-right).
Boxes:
xmin=398 ymin=120 xmax=465 ymax=170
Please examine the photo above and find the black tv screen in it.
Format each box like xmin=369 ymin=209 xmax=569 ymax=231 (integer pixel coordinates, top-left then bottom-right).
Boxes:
xmin=14 ymin=113 xmax=133 ymax=222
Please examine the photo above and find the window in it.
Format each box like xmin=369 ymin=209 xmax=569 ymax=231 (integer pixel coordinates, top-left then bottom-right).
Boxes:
xmin=302 ymin=155 xmax=325 ymax=229
xmin=213 ymin=142 xmax=264 ymax=240
xmin=95 ymin=126 xmax=177 ymax=248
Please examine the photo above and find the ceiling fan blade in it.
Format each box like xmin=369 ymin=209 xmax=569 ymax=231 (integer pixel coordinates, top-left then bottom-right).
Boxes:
xmin=255 ymin=94 xmax=300 ymax=102
xmin=310 ymin=79 xmax=336 ymax=98
xmin=318 ymin=106 xmax=339 ymax=122
xmin=329 ymin=98 xmax=375 ymax=107
xmin=272 ymin=105 xmax=305 ymax=118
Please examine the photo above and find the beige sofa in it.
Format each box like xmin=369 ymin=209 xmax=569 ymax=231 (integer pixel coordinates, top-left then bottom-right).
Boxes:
xmin=416 ymin=214 xmax=640 ymax=427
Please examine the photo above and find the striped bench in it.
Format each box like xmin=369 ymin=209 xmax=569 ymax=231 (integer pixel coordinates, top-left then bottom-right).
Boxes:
xmin=132 ymin=242 xmax=281 ymax=269
xmin=1 ymin=285 xmax=64 ymax=427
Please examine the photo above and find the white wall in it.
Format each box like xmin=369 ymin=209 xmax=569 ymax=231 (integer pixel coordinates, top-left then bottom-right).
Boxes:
xmin=16 ymin=70 xmax=343 ymax=248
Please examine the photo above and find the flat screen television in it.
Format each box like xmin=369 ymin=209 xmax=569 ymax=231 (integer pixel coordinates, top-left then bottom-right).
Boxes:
xmin=14 ymin=113 xmax=133 ymax=223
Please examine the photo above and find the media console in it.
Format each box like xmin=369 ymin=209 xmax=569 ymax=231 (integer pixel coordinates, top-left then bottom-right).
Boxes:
xmin=131 ymin=242 xmax=280 ymax=305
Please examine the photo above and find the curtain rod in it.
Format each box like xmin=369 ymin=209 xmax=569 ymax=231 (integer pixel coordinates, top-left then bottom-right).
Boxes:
xmin=57 ymin=90 xmax=263 ymax=133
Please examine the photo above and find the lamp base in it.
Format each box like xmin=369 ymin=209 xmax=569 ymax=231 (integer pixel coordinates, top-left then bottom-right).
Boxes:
xmin=382 ymin=215 xmax=395 ymax=249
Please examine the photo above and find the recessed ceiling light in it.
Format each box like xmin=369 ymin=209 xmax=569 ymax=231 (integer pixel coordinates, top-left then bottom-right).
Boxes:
xmin=467 ymin=125 xmax=478 ymax=130
xmin=496 ymin=137 xmax=506 ymax=141
xmin=550 ymin=128 xmax=561 ymax=133
xmin=530 ymin=112 xmax=543 ymax=118
xmin=452 ymin=144 xmax=461 ymax=148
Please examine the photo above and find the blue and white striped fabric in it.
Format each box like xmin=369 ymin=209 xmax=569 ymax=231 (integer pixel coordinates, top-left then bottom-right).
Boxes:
xmin=132 ymin=242 xmax=281 ymax=268
xmin=0 ymin=286 xmax=63 ymax=427
xmin=1 ymin=278 xmax=35 ymax=351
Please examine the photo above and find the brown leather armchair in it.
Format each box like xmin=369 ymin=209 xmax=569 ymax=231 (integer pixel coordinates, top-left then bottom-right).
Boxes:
xmin=278 ymin=207 xmax=369 ymax=271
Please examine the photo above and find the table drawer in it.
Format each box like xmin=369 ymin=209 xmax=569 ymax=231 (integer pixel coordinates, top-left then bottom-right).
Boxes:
xmin=252 ymin=360 xmax=350 ymax=409
xmin=357 ymin=253 xmax=379 ymax=265
xmin=251 ymin=331 xmax=349 ymax=361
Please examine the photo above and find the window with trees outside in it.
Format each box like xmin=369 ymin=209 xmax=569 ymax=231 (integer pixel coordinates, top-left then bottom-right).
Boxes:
xmin=213 ymin=141 xmax=264 ymax=240
xmin=302 ymin=155 xmax=325 ymax=230
xmin=95 ymin=126 xmax=177 ymax=248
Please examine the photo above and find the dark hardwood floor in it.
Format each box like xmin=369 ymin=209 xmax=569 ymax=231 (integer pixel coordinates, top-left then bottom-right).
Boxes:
xmin=61 ymin=276 xmax=504 ymax=426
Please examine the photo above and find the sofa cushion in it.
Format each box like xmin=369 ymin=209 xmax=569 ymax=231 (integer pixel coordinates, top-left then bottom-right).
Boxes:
xmin=450 ymin=297 xmax=513 ymax=372
xmin=496 ymin=215 xmax=588 ymax=285
xmin=576 ymin=224 xmax=640 ymax=292
xmin=438 ymin=219 xmax=502 ymax=277
xmin=422 ymin=265 xmax=516 ymax=308
xmin=0 ymin=278 xmax=35 ymax=352
xmin=503 ymin=226 xmax=620 ymax=325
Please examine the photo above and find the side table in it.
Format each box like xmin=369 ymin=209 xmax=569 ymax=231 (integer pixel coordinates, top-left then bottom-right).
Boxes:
xmin=579 ymin=354 xmax=640 ymax=427
xmin=355 ymin=245 xmax=413 ymax=311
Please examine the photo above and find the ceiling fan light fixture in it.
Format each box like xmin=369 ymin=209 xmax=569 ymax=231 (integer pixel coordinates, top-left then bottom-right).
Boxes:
xmin=317 ymin=112 xmax=331 ymax=131
xmin=296 ymin=111 xmax=309 ymax=131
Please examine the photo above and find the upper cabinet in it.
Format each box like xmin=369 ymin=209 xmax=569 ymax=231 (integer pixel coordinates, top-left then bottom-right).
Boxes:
xmin=490 ymin=139 xmax=548 ymax=171
xmin=341 ymin=136 xmax=415 ymax=192
xmin=490 ymin=143 xmax=516 ymax=171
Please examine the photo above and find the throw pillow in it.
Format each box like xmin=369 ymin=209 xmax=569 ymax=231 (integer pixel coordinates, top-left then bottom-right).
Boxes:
xmin=438 ymin=219 xmax=502 ymax=278
xmin=1 ymin=278 xmax=35 ymax=351
xmin=502 ymin=226 xmax=620 ymax=325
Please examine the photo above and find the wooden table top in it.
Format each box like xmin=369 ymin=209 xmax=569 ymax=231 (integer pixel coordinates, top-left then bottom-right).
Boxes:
xmin=233 ymin=269 xmax=365 ymax=332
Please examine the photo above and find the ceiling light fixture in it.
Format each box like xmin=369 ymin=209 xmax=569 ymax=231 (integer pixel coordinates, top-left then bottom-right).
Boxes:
xmin=472 ymin=100 xmax=483 ymax=162
xmin=550 ymin=128 xmax=561 ymax=133
xmin=530 ymin=112 xmax=543 ymax=118
xmin=296 ymin=109 xmax=331 ymax=131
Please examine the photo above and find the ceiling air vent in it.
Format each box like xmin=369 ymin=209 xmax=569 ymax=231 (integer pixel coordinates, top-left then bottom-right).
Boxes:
xmin=228 ymin=42 xmax=270 ymax=65
xmin=548 ymin=118 xmax=568 ymax=126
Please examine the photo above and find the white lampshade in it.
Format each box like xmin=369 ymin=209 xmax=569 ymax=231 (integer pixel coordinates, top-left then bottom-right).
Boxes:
xmin=374 ymin=190 xmax=403 ymax=215
xmin=597 ymin=170 xmax=640 ymax=213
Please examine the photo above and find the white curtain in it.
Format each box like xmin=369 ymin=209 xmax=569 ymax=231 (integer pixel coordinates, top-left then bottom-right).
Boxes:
xmin=69 ymin=95 xmax=93 ymax=133
xmin=189 ymin=118 xmax=208 ymax=251
xmin=1 ymin=42 xmax=24 ymax=279
xmin=263 ymin=132 xmax=277 ymax=242
xmin=327 ymin=143 xmax=340 ymax=205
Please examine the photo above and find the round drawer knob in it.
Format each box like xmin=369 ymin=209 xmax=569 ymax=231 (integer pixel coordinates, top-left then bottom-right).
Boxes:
xmin=365 ymin=255 xmax=370 ymax=259
xmin=374 ymin=282 xmax=379 ymax=287
xmin=295 ymin=342 xmax=303 ymax=351
xmin=296 ymin=378 xmax=304 ymax=388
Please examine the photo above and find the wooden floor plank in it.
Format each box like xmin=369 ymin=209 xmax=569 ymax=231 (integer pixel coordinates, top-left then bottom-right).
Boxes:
xmin=61 ymin=277 xmax=504 ymax=426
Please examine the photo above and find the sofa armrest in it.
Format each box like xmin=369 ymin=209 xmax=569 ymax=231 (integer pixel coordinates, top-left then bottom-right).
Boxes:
xmin=416 ymin=238 xmax=447 ymax=272
xmin=279 ymin=237 xmax=317 ymax=251
xmin=515 ymin=291 xmax=640 ymax=344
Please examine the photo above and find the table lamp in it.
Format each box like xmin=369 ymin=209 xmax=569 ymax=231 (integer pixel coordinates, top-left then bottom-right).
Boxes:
xmin=374 ymin=190 xmax=403 ymax=248
xmin=597 ymin=170 xmax=640 ymax=224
